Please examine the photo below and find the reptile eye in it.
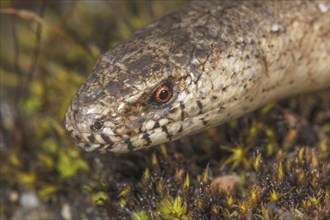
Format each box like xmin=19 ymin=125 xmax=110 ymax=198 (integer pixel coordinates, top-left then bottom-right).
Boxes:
xmin=152 ymin=82 xmax=173 ymax=104
xmin=90 ymin=120 xmax=103 ymax=131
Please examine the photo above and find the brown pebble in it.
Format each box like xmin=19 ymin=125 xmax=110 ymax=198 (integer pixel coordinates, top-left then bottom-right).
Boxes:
xmin=210 ymin=175 xmax=241 ymax=193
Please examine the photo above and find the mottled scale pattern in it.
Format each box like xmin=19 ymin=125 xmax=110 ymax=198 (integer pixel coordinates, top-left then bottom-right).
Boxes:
xmin=65 ymin=0 xmax=330 ymax=153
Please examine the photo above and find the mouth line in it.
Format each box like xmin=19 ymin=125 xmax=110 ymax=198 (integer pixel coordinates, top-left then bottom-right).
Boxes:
xmin=70 ymin=129 xmax=129 ymax=152
xmin=77 ymin=141 xmax=106 ymax=151
xmin=76 ymin=140 xmax=130 ymax=153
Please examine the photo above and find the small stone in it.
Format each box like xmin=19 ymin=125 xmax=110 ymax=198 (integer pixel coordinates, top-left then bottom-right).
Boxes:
xmin=210 ymin=175 xmax=241 ymax=193
xmin=318 ymin=3 xmax=328 ymax=13
xmin=271 ymin=22 xmax=282 ymax=32
xmin=19 ymin=191 xmax=40 ymax=208
xmin=61 ymin=203 xmax=72 ymax=220
xmin=9 ymin=191 xmax=19 ymax=202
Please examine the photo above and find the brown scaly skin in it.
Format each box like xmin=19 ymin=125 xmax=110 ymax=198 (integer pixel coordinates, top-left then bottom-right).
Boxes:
xmin=65 ymin=1 xmax=330 ymax=153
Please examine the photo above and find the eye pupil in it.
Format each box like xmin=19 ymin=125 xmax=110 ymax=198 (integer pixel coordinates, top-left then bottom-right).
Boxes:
xmin=159 ymin=90 xmax=169 ymax=100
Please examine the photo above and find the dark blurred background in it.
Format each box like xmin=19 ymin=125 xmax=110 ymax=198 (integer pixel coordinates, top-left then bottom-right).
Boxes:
xmin=1 ymin=1 xmax=187 ymax=219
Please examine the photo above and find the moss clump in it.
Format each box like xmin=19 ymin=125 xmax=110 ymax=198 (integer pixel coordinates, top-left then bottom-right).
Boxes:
xmin=82 ymin=91 xmax=329 ymax=220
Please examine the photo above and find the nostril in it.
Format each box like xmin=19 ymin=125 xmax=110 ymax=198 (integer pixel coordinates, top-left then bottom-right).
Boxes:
xmin=75 ymin=134 xmax=81 ymax=141
xmin=90 ymin=120 xmax=103 ymax=131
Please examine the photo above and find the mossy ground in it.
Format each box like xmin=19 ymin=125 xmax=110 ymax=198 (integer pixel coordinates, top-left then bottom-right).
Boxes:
xmin=0 ymin=1 xmax=329 ymax=219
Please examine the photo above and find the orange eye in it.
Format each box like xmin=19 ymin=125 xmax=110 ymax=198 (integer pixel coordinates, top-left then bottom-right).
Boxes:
xmin=152 ymin=82 xmax=173 ymax=104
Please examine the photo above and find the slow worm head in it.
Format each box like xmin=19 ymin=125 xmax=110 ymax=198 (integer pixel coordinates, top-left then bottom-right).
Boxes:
xmin=65 ymin=1 xmax=330 ymax=153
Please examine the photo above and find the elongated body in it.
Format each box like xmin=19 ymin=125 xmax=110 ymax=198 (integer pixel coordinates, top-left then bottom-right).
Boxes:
xmin=65 ymin=1 xmax=330 ymax=153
